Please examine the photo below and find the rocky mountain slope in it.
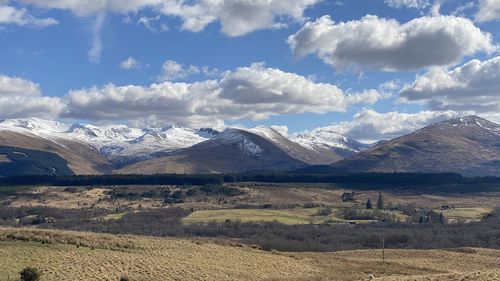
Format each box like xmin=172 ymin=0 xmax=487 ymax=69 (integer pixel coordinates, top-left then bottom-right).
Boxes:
xmin=118 ymin=128 xmax=310 ymax=174
xmin=0 ymin=118 xmax=219 ymax=167
xmin=308 ymin=116 xmax=500 ymax=176
xmin=0 ymin=118 xmax=364 ymax=174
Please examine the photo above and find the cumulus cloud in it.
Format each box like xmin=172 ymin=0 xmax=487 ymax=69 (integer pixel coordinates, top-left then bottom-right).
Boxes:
xmin=16 ymin=0 xmax=319 ymax=61
xmin=158 ymin=60 xmax=221 ymax=81
xmin=120 ymin=57 xmax=141 ymax=70
xmin=385 ymin=0 xmax=430 ymax=9
xmin=0 ymin=5 xmax=58 ymax=27
xmin=62 ymin=80 xmax=224 ymax=128
xmin=160 ymin=0 xmax=319 ymax=37
xmin=219 ymin=63 xmax=381 ymax=116
xmin=62 ymin=63 xmax=381 ymax=128
xmin=20 ymin=0 xmax=318 ymax=36
xmin=288 ymin=15 xmax=495 ymax=71
xmin=158 ymin=60 xmax=201 ymax=81
xmin=315 ymin=109 xmax=462 ymax=142
xmin=475 ymin=0 xmax=500 ymax=22
xmin=0 ymin=75 xmax=64 ymax=119
xmin=400 ymin=56 xmax=500 ymax=115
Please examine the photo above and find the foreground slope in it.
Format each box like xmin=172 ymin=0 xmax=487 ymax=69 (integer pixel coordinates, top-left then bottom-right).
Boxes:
xmin=0 ymin=227 xmax=317 ymax=281
xmin=118 ymin=128 xmax=308 ymax=174
xmin=1 ymin=227 xmax=499 ymax=281
xmin=310 ymin=116 xmax=500 ymax=176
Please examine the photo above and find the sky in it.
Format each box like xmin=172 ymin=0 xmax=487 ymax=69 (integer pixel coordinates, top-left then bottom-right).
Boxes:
xmin=0 ymin=0 xmax=499 ymax=142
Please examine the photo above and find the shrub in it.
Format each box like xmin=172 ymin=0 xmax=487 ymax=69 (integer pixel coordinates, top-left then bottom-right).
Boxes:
xmin=20 ymin=267 xmax=41 ymax=281
xmin=316 ymin=207 xmax=332 ymax=216
xmin=303 ymin=202 xmax=318 ymax=208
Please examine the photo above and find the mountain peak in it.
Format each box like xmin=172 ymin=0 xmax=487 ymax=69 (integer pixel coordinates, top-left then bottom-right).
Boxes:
xmin=419 ymin=115 xmax=500 ymax=136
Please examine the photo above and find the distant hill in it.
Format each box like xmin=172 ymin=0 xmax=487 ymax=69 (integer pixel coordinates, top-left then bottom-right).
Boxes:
xmin=118 ymin=128 xmax=309 ymax=174
xmin=0 ymin=146 xmax=74 ymax=176
xmin=302 ymin=116 xmax=500 ymax=176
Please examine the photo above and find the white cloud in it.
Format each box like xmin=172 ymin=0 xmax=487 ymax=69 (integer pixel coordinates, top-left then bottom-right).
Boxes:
xmin=0 ymin=75 xmax=40 ymax=97
xmin=0 ymin=75 xmax=64 ymax=119
xmin=400 ymin=56 xmax=500 ymax=114
xmin=219 ymin=62 xmax=381 ymax=116
xmin=158 ymin=60 xmax=220 ymax=81
xmin=88 ymin=13 xmax=105 ymax=63
xmin=385 ymin=0 xmax=430 ymax=9
xmin=316 ymin=109 xmax=462 ymax=142
xmin=19 ymin=0 xmax=319 ymax=36
xmin=18 ymin=0 xmax=161 ymax=17
xmin=160 ymin=0 xmax=319 ymax=37
xmin=18 ymin=0 xmax=156 ymax=63
xmin=62 ymin=80 xmax=224 ymax=128
xmin=137 ymin=15 xmax=168 ymax=32
xmin=63 ymin=63 xmax=381 ymax=128
xmin=288 ymin=15 xmax=495 ymax=71
xmin=15 ymin=0 xmax=319 ymax=62
xmin=120 ymin=57 xmax=141 ymax=70
xmin=475 ymin=0 xmax=500 ymax=22
xmin=0 ymin=5 xmax=58 ymax=27
xmin=158 ymin=60 xmax=201 ymax=81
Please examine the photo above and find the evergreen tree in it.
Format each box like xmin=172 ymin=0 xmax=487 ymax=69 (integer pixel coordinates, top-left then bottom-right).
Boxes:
xmin=366 ymin=198 xmax=372 ymax=209
xmin=376 ymin=193 xmax=384 ymax=210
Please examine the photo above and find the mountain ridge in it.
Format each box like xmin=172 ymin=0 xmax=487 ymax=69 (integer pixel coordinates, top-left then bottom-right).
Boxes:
xmin=0 ymin=118 xmax=364 ymax=173
xmin=302 ymin=115 xmax=500 ymax=176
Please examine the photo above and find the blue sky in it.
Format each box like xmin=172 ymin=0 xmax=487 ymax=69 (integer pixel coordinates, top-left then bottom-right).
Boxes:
xmin=0 ymin=0 xmax=499 ymax=142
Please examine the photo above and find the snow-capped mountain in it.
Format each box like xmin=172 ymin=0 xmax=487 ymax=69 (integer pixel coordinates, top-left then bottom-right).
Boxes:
xmin=0 ymin=118 xmax=219 ymax=165
xmin=0 ymin=117 xmax=367 ymax=173
xmin=307 ymin=115 xmax=500 ymax=176
xmin=293 ymin=127 xmax=370 ymax=157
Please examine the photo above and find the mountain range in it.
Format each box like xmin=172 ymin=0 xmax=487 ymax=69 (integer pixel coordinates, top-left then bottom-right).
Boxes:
xmin=0 ymin=118 xmax=364 ymax=175
xmin=0 ymin=115 xmax=499 ymax=176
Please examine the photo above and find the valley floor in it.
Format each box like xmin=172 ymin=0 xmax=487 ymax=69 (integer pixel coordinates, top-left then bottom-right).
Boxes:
xmin=1 ymin=227 xmax=499 ymax=281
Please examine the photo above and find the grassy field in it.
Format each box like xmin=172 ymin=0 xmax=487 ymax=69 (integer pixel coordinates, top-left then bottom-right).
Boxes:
xmin=0 ymin=185 xmax=35 ymax=198
xmin=435 ymin=207 xmax=492 ymax=222
xmin=181 ymin=207 xmax=403 ymax=225
xmin=182 ymin=207 xmax=347 ymax=225
xmin=1 ymin=227 xmax=499 ymax=281
xmin=0 ymin=227 xmax=317 ymax=281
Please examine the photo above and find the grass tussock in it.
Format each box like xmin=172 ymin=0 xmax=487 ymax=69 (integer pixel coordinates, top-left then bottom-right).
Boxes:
xmin=0 ymin=227 xmax=136 ymax=250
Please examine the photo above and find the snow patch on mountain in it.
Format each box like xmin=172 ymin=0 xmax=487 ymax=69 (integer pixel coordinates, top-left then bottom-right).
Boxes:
xmin=293 ymin=127 xmax=369 ymax=153
xmin=210 ymin=128 xmax=264 ymax=156
xmin=0 ymin=118 xmax=220 ymax=164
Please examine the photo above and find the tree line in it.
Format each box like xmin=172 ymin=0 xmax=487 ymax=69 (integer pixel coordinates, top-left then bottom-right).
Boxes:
xmin=0 ymin=172 xmax=499 ymax=189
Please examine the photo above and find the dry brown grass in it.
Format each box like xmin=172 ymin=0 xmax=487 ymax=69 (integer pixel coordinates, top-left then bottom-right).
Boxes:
xmin=0 ymin=227 xmax=318 ymax=281
xmin=295 ymin=248 xmax=500 ymax=281
xmin=1 ymin=227 xmax=499 ymax=281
